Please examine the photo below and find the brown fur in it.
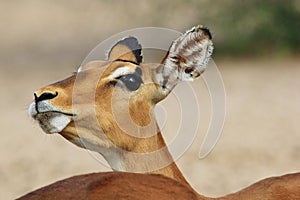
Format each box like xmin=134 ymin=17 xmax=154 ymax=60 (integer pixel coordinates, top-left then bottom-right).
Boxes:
xmin=18 ymin=172 xmax=300 ymax=200
xmin=17 ymin=172 xmax=199 ymax=200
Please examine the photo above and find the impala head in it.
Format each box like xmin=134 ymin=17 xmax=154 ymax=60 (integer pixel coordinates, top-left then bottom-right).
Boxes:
xmin=28 ymin=26 xmax=213 ymax=166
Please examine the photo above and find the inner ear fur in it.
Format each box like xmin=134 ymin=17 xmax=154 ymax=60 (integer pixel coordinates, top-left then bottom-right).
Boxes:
xmin=108 ymin=37 xmax=143 ymax=64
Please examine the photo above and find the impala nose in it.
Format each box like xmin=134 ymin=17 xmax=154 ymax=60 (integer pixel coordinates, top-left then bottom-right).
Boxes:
xmin=34 ymin=91 xmax=58 ymax=103
xmin=33 ymin=91 xmax=58 ymax=115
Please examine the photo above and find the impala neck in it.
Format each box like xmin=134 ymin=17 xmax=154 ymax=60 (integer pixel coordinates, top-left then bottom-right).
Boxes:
xmin=94 ymin=97 xmax=201 ymax=194
xmin=100 ymin=127 xmax=192 ymax=189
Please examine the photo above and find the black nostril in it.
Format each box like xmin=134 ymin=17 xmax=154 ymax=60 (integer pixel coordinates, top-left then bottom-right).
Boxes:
xmin=201 ymin=27 xmax=212 ymax=40
xmin=34 ymin=91 xmax=58 ymax=102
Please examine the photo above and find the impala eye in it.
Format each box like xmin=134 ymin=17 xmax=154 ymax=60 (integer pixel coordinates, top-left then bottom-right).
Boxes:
xmin=119 ymin=74 xmax=143 ymax=91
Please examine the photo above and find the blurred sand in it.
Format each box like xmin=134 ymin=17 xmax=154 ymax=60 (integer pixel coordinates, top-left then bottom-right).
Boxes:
xmin=0 ymin=1 xmax=300 ymax=199
xmin=1 ymin=59 xmax=300 ymax=199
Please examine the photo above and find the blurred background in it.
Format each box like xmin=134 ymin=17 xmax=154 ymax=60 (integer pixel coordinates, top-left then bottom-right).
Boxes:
xmin=1 ymin=0 xmax=299 ymax=199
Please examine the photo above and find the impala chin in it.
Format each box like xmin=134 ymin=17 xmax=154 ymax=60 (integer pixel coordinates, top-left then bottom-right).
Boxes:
xmin=36 ymin=112 xmax=72 ymax=134
xmin=28 ymin=101 xmax=73 ymax=134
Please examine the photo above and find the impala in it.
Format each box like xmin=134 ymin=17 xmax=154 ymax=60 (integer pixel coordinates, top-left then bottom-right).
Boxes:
xmin=20 ymin=26 xmax=300 ymax=199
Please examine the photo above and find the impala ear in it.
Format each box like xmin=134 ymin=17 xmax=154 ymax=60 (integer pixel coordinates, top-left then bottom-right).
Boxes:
xmin=156 ymin=25 xmax=214 ymax=94
xmin=108 ymin=37 xmax=143 ymax=64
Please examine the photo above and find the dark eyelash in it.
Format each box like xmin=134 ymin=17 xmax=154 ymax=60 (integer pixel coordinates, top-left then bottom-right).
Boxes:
xmin=114 ymin=59 xmax=139 ymax=65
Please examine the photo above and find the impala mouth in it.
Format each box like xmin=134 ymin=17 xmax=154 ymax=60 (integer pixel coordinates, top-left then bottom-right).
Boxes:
xmin=34 ymin=111 xmax=76 ymax=118
xmin=34 ymin=111 xmax=74 ymax=134
xmin=28 ymin=102 xmax=76 ymax=134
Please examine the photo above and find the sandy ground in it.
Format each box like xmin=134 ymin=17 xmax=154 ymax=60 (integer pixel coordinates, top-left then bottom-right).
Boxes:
xmin=1 ymin=58 xmax=299 ymax=199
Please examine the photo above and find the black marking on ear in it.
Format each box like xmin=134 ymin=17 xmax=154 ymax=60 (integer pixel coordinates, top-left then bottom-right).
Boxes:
xmin=201 ymin=27 xmax=212 ymax=40
xmin=109 ymin=37 xmax=143 ymax=64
